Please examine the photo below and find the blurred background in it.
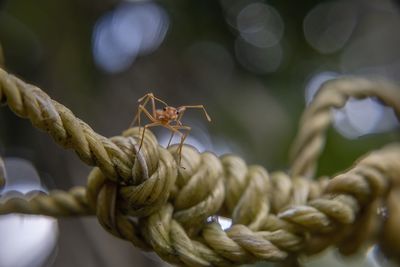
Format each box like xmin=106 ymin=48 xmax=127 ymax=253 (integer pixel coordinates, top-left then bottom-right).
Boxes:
xmin=0 ymin=0 xmax=399 ymax=266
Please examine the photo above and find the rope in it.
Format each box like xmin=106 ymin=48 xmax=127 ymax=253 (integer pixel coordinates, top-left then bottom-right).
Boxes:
xmin=290 ymin=77 xmax=400 ymax=178
xmin=0 ymin=187 xmax=90 ymax=216
xmin=1 ymin=67 xmax=400 ymax=266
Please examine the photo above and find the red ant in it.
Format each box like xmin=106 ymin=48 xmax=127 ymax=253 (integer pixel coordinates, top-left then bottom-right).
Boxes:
xmin=131 ymin=93 xmax=211 ymax=163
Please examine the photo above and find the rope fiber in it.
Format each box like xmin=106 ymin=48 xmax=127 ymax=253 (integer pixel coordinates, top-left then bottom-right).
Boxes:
xmin=1 ymin=67 xmax=400 ymax=266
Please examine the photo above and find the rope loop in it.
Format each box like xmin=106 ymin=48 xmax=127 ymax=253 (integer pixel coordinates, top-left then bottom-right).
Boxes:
xmin=83 ymin=128 xmax=178 ymax=244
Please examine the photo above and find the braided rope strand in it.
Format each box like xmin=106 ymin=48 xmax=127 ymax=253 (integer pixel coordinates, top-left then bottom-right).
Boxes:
xmin=0 ymin=187 xmax=91 ymax=216
xmin=0 ymin=68 xmax=136 ymax=182
xmin=1 ymin=67 xmax=400 ymax=265
xmin=290 ymin=77 xmax=400 ymax=178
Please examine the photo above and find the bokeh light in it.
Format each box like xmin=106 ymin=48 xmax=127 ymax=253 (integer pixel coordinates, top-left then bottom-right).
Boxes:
xmin=339 ymin=3 xmax=400 ymax=80
xmin=92 ymin=2 xmax=169 ymax=73
xmin=0 ymin=158 xmax=58 ymax=267
xmin=236 ymin=2 xmax=284 ymax=48
xmin=303 ymin=1 xmax=358 ymax=54
xmin=305 ymin=71 xmax=338 ymax=104
xmin=366 ymin=245 xmax=398 ymax=267
xmin=220 ymin=0 xmax=285 ymax=74
xmin=2 ymin=0 xmax=400 ymax=266
xmin=305 ymin=72 xmax=399 ymax=139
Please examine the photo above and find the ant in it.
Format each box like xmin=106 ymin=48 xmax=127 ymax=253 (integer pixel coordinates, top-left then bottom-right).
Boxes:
xmin=131 ymin=93 xmax=211 ymax=164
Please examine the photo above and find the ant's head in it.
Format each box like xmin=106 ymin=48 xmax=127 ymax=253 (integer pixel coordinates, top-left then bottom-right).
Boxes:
xmin=162 ymin=106 xmax=180 ymax=120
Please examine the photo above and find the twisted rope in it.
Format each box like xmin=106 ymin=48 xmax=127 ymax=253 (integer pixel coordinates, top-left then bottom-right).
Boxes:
xmin=0 ymin=68 xmax=145 ymax=183
xmin=0 ymin=187 xmax=90 ymax=216
xmin=290 ymin=77 xmax=400 ymax=178
xmin=0 ymin=68 xmax=400 ymax=266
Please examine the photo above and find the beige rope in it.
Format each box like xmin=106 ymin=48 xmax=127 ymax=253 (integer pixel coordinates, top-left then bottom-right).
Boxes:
xmin=0 ymin=68 xmax=142 ymax=182
xmin=0 ymin=67 xmax=400 ymax=266
xmin=0 ymin=187 xmax=90 ymax=216
xmin=290 ymin=77 xmax=400 ymax=178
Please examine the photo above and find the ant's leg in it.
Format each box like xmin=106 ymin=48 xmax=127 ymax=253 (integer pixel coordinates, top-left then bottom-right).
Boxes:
xmin=130 ymin=106 xmax=141 ymax=128
xmin=138 ymin=122 xmax=161 ymax=151
xmin=137 ymin=93 xmax=169 ymax=121
xmin=131 ymin=94 xmax=152 ymax=127
xmin=177 ymin=105 xmax=211 ymax=122
xmin=139 ymin=93 xmax=169 ymax=108
xmin=138 ymin=105 xmax=157 ymax=125
xmin=149 ymin=94 xmax=158 ymax=119
xmin=141 ymin=93 xmax=169 ymax=117
xmin=165 ymin=125 xmax=191 ymax=165
xmin=130 ymin=104 xmax=156 ymax=128
xmin=137 ymin=93 xmax=152 ymax=103
xmin=151 ymin=95 xmax=169 ymax=107
xmin=165 ymin=121 xmax=185 ymax=147
xmin=132 ymin=93 xmax=167 ymax=125
xmin=166 ymin=131 xmax=175 ymax=148
xmin=180 ymin=130 xmax=189 ymax=149
xmin=177 ymin=129 xmax=191 ymax=165
xmin=176 ymin=109 xmax=186 ymax=122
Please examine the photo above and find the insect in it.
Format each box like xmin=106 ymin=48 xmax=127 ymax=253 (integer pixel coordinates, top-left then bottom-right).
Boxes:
xmin=131 ymin=93 xmax=211 ymax=164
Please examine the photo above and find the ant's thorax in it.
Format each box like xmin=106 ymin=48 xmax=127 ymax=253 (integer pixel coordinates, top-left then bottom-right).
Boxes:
xmin=155 ymin=107 xmax=178 ymax=124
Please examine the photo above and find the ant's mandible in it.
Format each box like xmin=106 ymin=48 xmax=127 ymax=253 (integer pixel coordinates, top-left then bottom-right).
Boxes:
xmin=131 ymin=93 xmax=211 ymax=164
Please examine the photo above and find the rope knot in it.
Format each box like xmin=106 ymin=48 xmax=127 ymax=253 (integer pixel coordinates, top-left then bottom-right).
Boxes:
xmin=86 ymin=127 xmax=178 ymax=239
